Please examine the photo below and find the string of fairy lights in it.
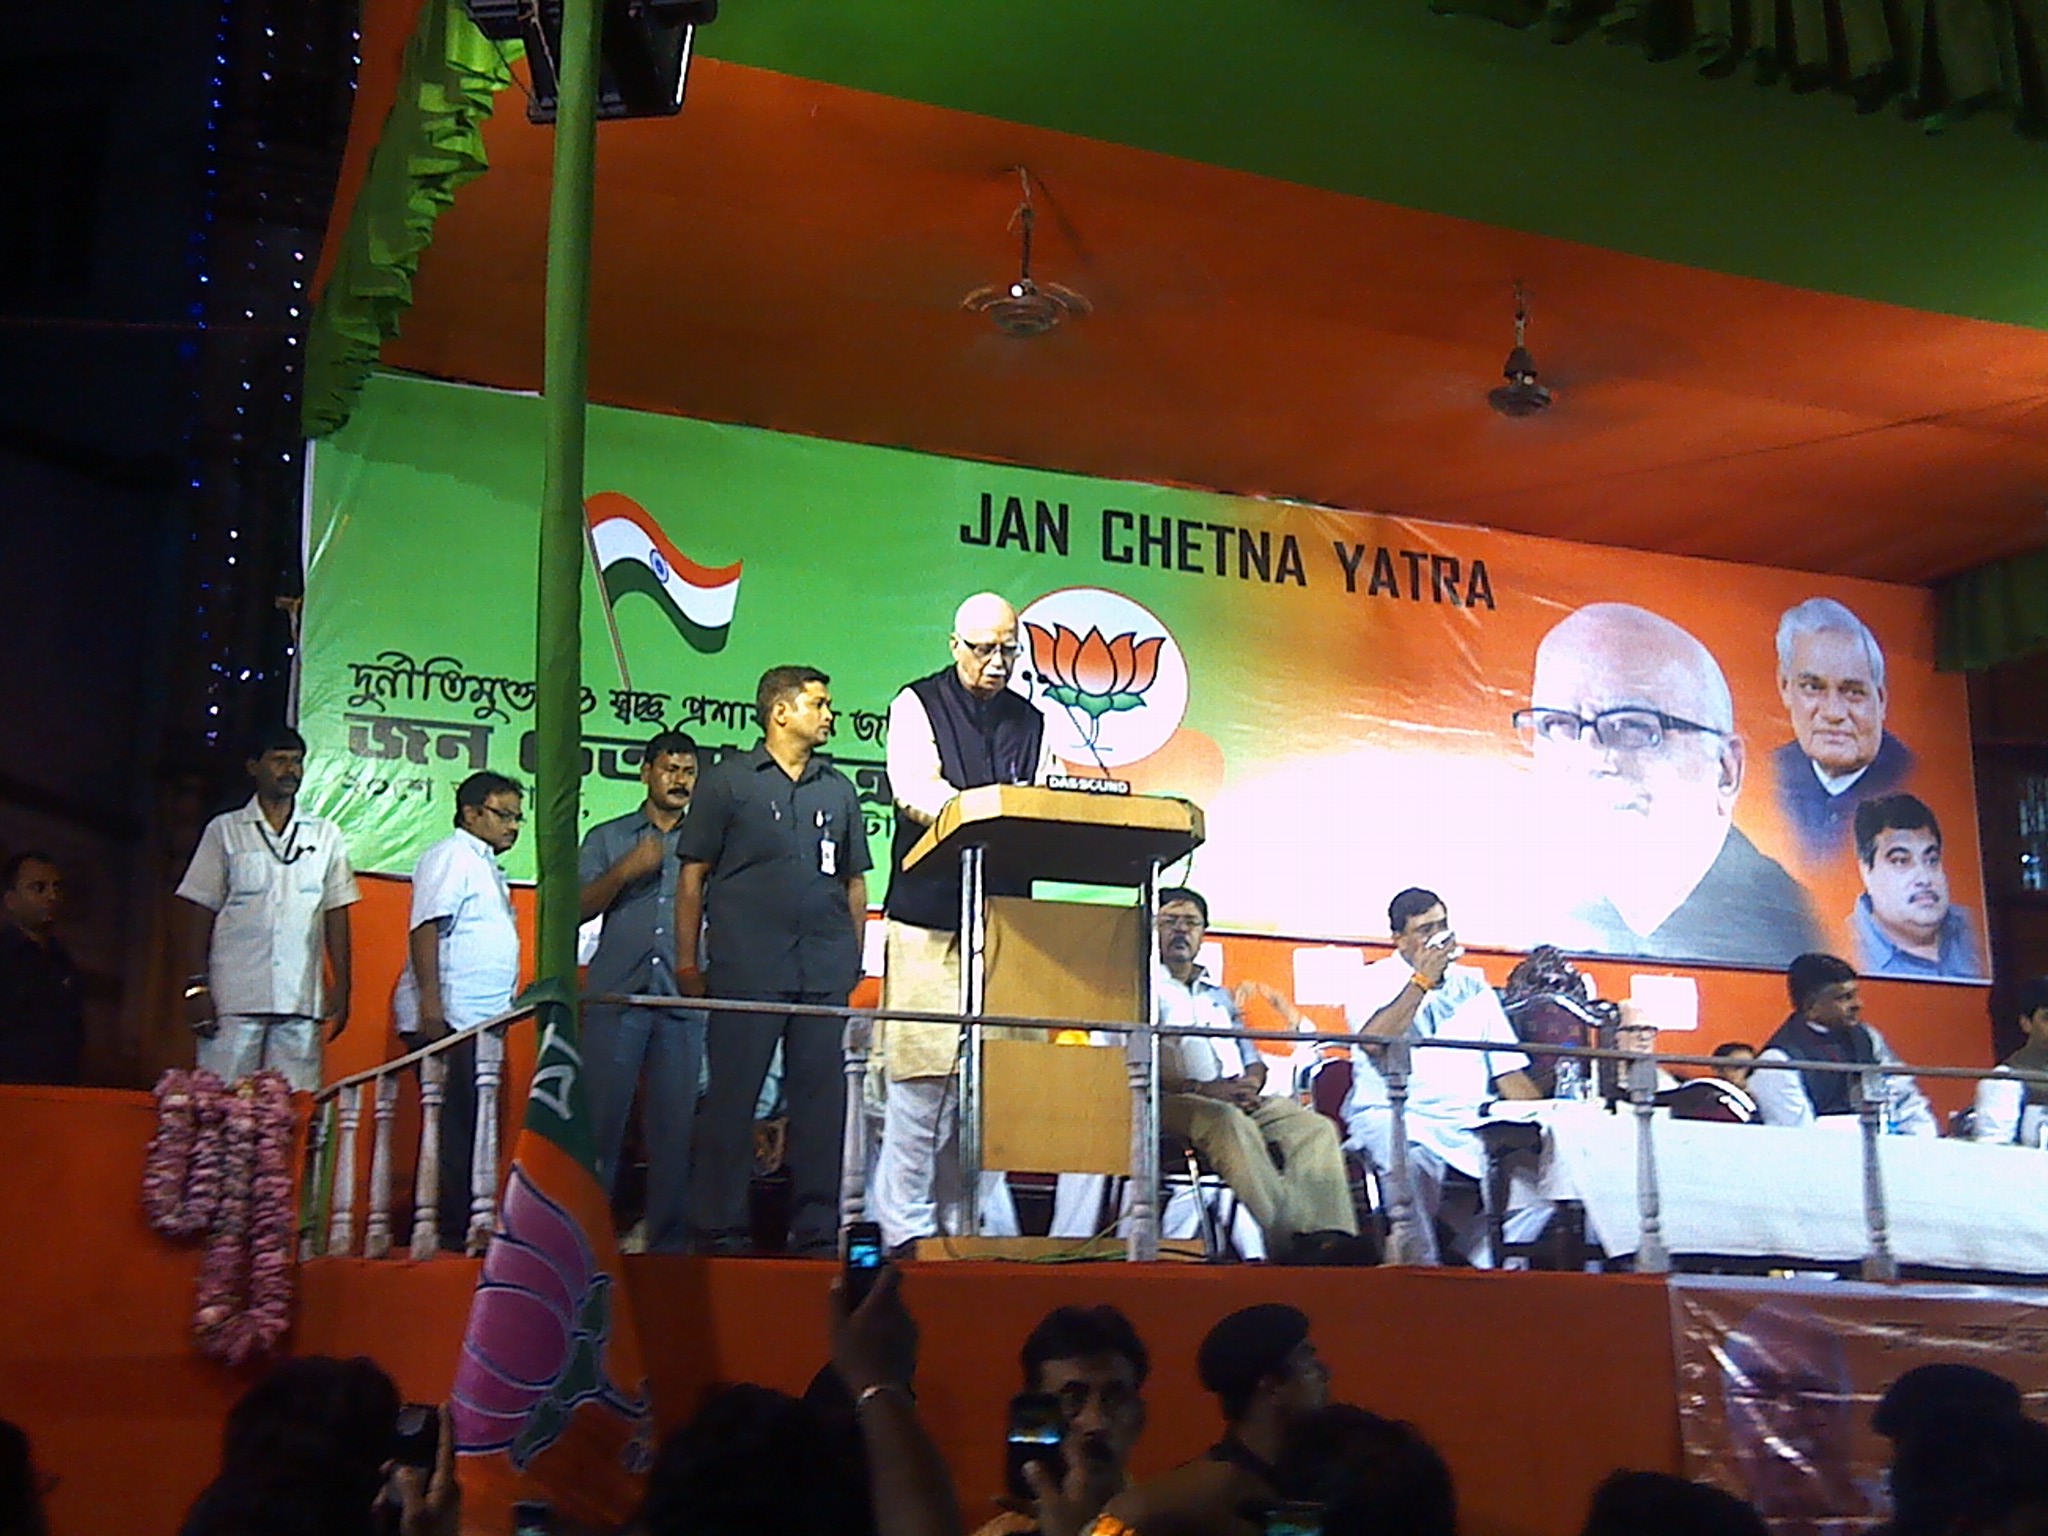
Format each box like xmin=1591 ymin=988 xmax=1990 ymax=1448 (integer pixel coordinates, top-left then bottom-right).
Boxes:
xmin=178 ymin=0 xmax=356 ymax=763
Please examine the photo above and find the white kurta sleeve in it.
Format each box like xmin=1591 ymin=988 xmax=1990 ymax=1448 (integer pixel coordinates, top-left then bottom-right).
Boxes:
xmin=1459 ymin=984 xmax=1530 ymax=1084
xmin=1975 ymin=1071 xmax=2024 ymax=1144
xmin=1751 ymin=1048 xmax=1816 ymax=1128
xmin=884 ymin=688 xmax=956 ymax=824
xmin=1343 ymin=957 xmax=1414 ymax=1032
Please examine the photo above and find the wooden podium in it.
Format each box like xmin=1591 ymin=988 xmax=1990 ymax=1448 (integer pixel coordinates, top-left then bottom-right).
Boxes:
xmin=901 ymin=786 xmax=1205 ymax=1246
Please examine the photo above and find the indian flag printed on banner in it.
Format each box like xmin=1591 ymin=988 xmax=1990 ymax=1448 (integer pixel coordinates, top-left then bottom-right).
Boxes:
xmin=585 ymin=490 xmax=743 ymax=653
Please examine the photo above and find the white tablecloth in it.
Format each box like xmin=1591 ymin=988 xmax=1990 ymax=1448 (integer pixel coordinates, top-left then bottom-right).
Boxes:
xmin=1498 ymin=1103 xmax=2048 ymax=1275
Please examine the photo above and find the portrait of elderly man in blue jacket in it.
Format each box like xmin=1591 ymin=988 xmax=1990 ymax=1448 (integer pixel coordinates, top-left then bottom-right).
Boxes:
xmin=1772 ymin=597 xmax=1913 ymax=862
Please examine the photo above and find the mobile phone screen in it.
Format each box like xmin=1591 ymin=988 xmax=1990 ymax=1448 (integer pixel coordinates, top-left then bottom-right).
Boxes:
xmin=843 ymin=1221 xmax=884 ymax=1308
xmin=1264 ymin=1501 xmax=1325 ymax=1536
xmin=1006 ymin=1391 xmax=1066 ymax=1504
xmin=392 ymin=1402 xmax=440 ymax=1471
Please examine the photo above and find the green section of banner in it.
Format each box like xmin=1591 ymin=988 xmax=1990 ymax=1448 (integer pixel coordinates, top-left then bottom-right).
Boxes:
xmin=307 ymin=370 xmax=1984 ymax=978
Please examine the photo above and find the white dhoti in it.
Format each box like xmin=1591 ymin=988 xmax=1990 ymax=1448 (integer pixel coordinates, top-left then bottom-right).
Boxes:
xmin=198 ymin=1014 xmax=324 ymax=1092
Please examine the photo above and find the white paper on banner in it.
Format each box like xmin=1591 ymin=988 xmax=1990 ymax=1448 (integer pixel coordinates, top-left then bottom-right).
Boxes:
xmin=863 ymin=918 xmax=887 ymax=978
xmin=1292 ymin=946 xmax=1363 ymax=1005
xmin=1629 ymin=973 xmax=1700 ymax=1032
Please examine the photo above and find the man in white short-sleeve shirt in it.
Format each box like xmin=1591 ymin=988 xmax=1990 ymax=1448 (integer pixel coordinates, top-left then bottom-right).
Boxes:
xmin=176 ymin=726 xmax=358 ymax=1091
xmin=1344 ymin=886 xmax=1545 ymax=1264
xmin=1155 ymin=888 xmax=1359 ymax=1261
xmin=395 ymin=771 xmax=525 ymax=1253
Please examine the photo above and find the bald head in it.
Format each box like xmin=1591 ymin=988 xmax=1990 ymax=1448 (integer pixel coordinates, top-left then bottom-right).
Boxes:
xmin=1533 ymin=603 xmax=1734 ymax=735
xmin=950 ymin=592 xmax=1022 ymax=698
xmin=954 ymin=593 xmax=1017 ymax=635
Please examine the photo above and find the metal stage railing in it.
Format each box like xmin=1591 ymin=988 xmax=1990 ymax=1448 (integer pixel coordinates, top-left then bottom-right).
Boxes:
xmin=596 ymin=993 xmax=2048 ymax=1277
xmin=302 ymin=991 xmax=2048 ymax=1276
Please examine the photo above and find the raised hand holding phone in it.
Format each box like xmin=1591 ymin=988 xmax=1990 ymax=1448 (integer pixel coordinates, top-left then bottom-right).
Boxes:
xmin=829 ymin=1254 xmax=916 ymax=1399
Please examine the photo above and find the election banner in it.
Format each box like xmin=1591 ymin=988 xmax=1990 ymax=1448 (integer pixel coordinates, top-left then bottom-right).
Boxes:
xmin=304 ymin=371 xmax=1988 ymax=982
xmin=1672 ymin=1276 xmax=2048 ymax=1536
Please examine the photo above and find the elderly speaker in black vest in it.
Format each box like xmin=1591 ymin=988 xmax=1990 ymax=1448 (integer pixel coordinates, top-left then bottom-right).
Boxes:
xmin=871 ymin=593 xmax=1055 ymax=1254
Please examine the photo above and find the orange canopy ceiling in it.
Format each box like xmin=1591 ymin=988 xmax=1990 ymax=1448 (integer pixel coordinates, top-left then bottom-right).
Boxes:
xmin=379 ymin=57 xmax=2048 ymax=585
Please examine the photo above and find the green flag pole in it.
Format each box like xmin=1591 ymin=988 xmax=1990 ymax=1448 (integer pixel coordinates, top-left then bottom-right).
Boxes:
xmin=535 ymin=0 xmax=602 ymax=1025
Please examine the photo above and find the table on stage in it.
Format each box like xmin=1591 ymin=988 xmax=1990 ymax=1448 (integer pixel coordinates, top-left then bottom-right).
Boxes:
xmin=1477 ymin=1102 xmax=2048 ymax=1277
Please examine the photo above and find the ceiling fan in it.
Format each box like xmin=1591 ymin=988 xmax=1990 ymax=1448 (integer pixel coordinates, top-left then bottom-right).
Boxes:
xmin=962 ymin=167 xmax=1091 ymax=338
xmin=1489 ymin=281 xmax=1554 ymax=418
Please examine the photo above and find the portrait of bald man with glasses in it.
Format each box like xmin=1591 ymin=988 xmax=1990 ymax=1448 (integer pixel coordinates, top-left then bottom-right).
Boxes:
xmin=1514 ymin=602 xmax=1820 ymax=967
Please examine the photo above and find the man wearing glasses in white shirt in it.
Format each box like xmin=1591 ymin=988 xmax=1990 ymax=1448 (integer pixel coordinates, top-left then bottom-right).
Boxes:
xmin=1154 ymin=887 xmax=1360 ymax=1263
xmin=176 ymin=725 xmax=359 ymax=1090
xmin=395 ymin=770 xmax=525 ymax=1254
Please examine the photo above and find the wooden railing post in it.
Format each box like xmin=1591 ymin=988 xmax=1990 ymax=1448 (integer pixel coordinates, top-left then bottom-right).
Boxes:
xmin=326 ymin=1084 xmax=363 ymax=1256
xmin=1124 ymin=1022 xmax=1160 ymax=1262
xmin=1380 ymin=1039 xmax=1437 ymax=1266
xmin=1628 ymin=1051 xmax=1670 ymax=1274
xmin=840 ymin=1012 xmax=873 ymax=1226
xmin=1855 ymin=1067 xmax=1899 ymax=1282
xmin=469 ymin=1029 xmax=506 ymax=1256
xmin=411 ymin=1053 xmax=447 ymax=1260
xmin=364 ymin=1073 xmax=399 ymax=1259
xmin=300 ymin=1100 xmax=333 ymax=1261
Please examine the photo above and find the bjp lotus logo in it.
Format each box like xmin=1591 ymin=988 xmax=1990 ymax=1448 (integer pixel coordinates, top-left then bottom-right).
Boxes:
xmin=449 ymin=1165 xmax=650 ymax=1471
xmin=1013 ymin=589 xmax=1187 ymax=767
xmin=1027 ymin=625 xmax=1164 ymax=718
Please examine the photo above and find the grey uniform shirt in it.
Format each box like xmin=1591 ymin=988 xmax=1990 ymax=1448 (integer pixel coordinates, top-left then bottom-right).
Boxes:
xmin=578 ymin=806 xmax=690 ymax=998
xmin=675 ymin=743 xmax=872 ymax=998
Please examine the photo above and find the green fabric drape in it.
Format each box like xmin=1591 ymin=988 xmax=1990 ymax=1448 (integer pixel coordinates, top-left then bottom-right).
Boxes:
xmin=1436 ymin=0 xmax=2048 ymax=142
xmin=1938 ymin=551 xmax=2048 ymax=671
xmin=303 ymin=0 xmax=518 ymax=439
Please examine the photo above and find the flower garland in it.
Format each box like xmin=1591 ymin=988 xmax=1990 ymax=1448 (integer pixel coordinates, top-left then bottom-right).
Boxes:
xmin=143 ymin=1069 xmax=225 ymax=1238
xmin=143 ymin=1068 xmax=298 ymax=1365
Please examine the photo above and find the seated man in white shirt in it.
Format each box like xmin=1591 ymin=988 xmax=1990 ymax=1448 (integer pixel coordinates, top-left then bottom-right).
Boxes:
xmin=1753 ymin=952 xmax=1936 ymax=1135
xmin=1153 ymin=888 xmax=1362 ymax=1264
xmin=394 ymin=771 xmax=526 ymax=1254
xmin=1343 ymin=887 xmax=1545 ymax=1265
